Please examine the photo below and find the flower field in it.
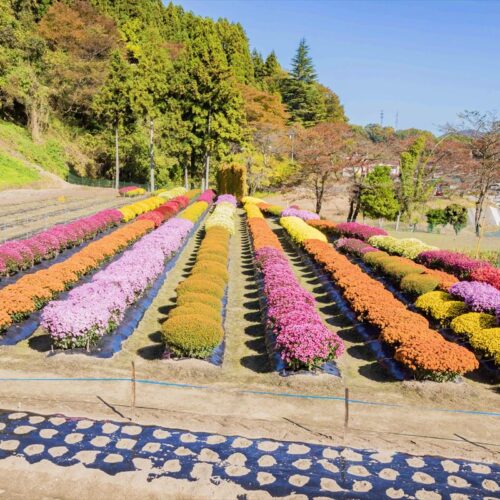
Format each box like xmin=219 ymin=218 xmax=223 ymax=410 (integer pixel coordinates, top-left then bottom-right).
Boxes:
xmin=245 ymin=203 xmax=344 ymax=372
xmin=0 ymin=193 xmax=498 ymax=388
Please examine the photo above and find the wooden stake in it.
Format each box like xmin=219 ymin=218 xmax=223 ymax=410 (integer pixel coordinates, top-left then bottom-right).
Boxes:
xmin=131 ymin=361 xmax=136 ymax=415
xmin=344 ymin=387 xmax=349 ymax=430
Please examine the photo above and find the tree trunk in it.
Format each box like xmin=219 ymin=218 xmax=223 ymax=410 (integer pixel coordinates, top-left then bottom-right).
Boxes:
xmin=149 ymin=119 xmax=155 ymax=192
xmin=395 ymin=211 xmax=401 ymax=231
xmin=115 ymin=126 xmax=120 ymax=190
xmin=184 ymin=165 xmax=188 ymax=190
xmin=205 ymin=153 xmax=210 ymax=190
xmin=474 ymin=193 xmax=486 ymax=237
xmin=352 ymin=197 xmax=361 ymax=222
xmin=28 ymin=104 xmax=41 ymax=143
xmin=347 ymin=197 xmax=355 ymax=222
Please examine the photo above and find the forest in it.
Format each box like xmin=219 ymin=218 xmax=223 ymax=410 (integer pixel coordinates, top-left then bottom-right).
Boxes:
xmin=1 ymin=0 xmax=498 ymax=236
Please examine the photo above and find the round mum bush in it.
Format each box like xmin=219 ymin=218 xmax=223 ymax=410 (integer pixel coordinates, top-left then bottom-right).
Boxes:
xmin=195 ymin=252 xmax=228 ymax=266
xmin=176 ymin=278 xmax=225 ymax=299
xmin=191 ymin=261 xmax=229 ymax=282
xmin=169 ymin=304 xmax=221 ymax=323
xmin=162 ymin=314 xmax=224 ymax=358
xmin=415 ymin=291 xmax=469 ymax=324
xmin=245 ymin=203 xmax=264 ymax=219
xmin=381 ymin=260 xmax=425 ymax=281
xmin=176 ymin=292 xmax=222 ymax=311
xmin=362 ymin=250 xmax=393 ymax=269
xmin=401 ymin=273 xmax=439 ymax=296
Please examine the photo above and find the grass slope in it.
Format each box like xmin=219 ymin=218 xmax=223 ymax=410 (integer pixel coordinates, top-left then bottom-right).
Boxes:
xmin=0 ymin=151 xmax=40 ymax=189
xmin=0 ymin=121 xmax=69 ymax=179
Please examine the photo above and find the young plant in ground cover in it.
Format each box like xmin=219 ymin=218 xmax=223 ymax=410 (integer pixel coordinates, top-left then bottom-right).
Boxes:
xmin=161 ymin=198 xmax=236 ymax=359
xmin=246 ymin=203 xmax=344 ymax=370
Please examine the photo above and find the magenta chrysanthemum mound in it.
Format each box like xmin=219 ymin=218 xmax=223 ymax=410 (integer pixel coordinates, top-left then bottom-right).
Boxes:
xmin=449 ymin=281 xmax=500 ymax=315
xmin=334 ymin=222 xmax=388 ymax=241
xmin=255 ymin=246 xmax=344 ymax=369
xmin=335 ymin=237 xmax=379 ymax=257
xmin=0 ymin=209 xmax=122 ymax=276
xmin=281 ymin=207 xmax=320 ymax=221
xmin=198 ymin=190 xmax=216 ymax=203
xmin=41 ymin=217 xmax=194 ymax=348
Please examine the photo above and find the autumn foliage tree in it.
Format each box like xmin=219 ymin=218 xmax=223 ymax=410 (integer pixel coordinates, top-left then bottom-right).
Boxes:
xmin=443 ymin=111 xmax=500 ymax=236
xmin=292 ymin=122 xmax=353 ymax=214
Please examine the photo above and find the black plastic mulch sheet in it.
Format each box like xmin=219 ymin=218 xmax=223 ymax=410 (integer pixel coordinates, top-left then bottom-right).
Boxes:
xmin=0 ymin=408 xmax=497 ymax=498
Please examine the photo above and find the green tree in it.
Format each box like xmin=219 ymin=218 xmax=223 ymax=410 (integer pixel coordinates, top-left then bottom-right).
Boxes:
xmin=426 ymin=208 xmax=447 ymax=233
xmin=444 ymin=203 xmax=468 ymax=235
xmin=180 ymin=19 xmax=246 ymax=187
xmin=360 ymin=165 xmax=400 ymax=221
xmin=396 ymin=135 xmax=436 ymax=230
xmin=216 ymin=19 xmax=254 ymax=84
xmin=252 ymin=49 xmax=265 ymax=83
xmin=291 ymin=38 xmax=316 ymax=83
xmin=93 ymin=50 xmax=135 ymax=188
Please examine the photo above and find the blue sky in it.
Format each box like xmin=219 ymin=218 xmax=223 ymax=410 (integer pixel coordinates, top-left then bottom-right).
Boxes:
xmin=174 ymin=0 xmax=499 ymax=133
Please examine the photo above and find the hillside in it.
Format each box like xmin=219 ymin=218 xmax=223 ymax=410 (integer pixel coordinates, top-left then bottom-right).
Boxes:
xmin=0 ymin=0 xmax=346 ymax=188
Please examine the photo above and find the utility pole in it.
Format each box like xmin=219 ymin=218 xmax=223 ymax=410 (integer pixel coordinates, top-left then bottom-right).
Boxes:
xmin=395 ymin=111 xmax=399 ymax=131
xmin=115 ymin=125 xmax=120 ymax=190
xmin=380 ymin=110 xmax=384 ymax=127
xmin=149 ymin=118 xmax=155 ymax=192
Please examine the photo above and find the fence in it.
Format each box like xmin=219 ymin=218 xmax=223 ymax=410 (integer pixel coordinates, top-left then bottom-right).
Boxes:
xmin=67 ymin=173 xmax=148 ymax=190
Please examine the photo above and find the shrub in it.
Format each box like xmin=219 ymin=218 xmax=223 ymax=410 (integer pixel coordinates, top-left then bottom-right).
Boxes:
xmin=426 ymin=208 xmax=447 ymax=232
xmin=247 ymin=217 xmax=282 ymax=251
xmin=362 ymin=251 xmax=393 ymax=269
xmin=281 ymin=207 xmax=320 ymax=221
xmin=334 ymin=222 xmax=387 ymax=241
xmin=401 ymin=273 xmax=439 ymax=296
xmin=470 ymin=266 xmax=500 ymax=291
xmin=261 ymin=204 xmax=284 ymax=216
xmin=205 ymin=202 xmax=236 ymax=234
xmin=335 ymin=237 xmax=378 ymax=257
xmin=417 ymin=250 xmax=490 ymax=280
xmin=368 ymin=235 xmax=437 ymax=259
xmin=176 ymin=292 xmax=222 ymax=311
xmin=169 ymin=304 xmax=220 ymax=323
xmin=444 ymin=204 xmax=468 ymax=235
xmin=307 ymin=219 xmax=337 ymax=234
xmin=415 ymin=291 xmax=469 ymax=324
xmin=191 ymin=261 xmax=229 ymax=283
xmin=161 ymin=315 xmax=224 ymax=358
xmin=280 ymin=216 xmax=327 ymax=245
xmin=217 ymin=163 xmax=248 ymax=200
xmin=245 ymin=203 xmax=264 ymax=219
xmin=176 ymin=277 xmax=225 ymax=299
xmin=451 ymin=312 xmax=497 ymax=337
xmin=381 ymin=260 xmax=425 ymax=281
xmin=195 ymin=253 xmax=227 ymax=266
xmin=302 ymin=238 xmax=478 ymax=377
xmin=449 ymin=281 xmax=500 ymax=313
xmin=179 ymin=201 xmax=208 ymax=222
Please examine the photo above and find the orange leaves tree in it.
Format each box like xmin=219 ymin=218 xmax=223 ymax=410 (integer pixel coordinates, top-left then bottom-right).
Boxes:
xmin=443 ymin=111 xmax=500 ymax=236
